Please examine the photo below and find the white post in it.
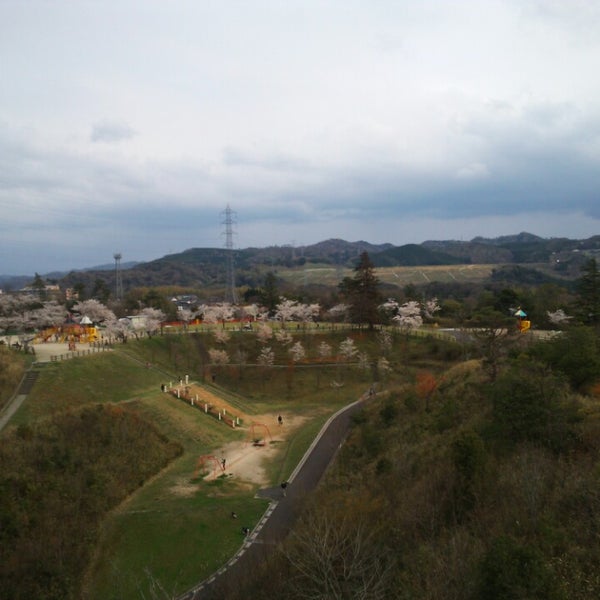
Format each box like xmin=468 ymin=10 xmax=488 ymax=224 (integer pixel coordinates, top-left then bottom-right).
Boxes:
xmin=176 ymin=389 xmax=180 ymax=398
xmin=191 ymin=397 xmax=194 ymax=406
xmin=185 ymin=374 xmax=189 ymax=384
xmin=218 ymin=412 xmax=222 ymax=421
xmin=205 ymin=403 xmax=208 ymax=413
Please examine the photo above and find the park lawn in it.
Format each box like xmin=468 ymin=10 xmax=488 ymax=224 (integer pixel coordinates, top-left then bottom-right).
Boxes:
xmin=86 ymin=463 xmax=270 ymax=600
xmin=7 ymin=331 xmax=421 ymax=599
xmin=9 ymin=351 xmax=168 ymax=425
xmin=84 ymin=381 xmax=358 ymax=600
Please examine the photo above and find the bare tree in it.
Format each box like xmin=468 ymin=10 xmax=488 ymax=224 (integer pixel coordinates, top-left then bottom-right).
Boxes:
xmin=283 ymin=505 xmax=394 ymax=600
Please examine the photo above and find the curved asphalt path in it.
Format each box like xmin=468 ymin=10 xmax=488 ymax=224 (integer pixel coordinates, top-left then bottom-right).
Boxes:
xmin=178 ymin=389 xmax=373 ymax=600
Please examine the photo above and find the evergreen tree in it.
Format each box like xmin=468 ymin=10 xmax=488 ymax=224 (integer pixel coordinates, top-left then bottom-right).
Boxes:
xmin=575 ymin=258 xmax=600 ymax=325
xmin=31 ymin=272 xmax=47 ymax=300
xmin=339 ymin=251 xmax=381 ymax=329
xmin=91 ymin=278 xmax=111 ymax=304
xmin=260 ymin=272 xmax=280 ymax=315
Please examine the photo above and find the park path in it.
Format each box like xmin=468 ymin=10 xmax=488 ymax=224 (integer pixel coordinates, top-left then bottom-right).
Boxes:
xmin=177 ymin=389 xmax=371 ymax=600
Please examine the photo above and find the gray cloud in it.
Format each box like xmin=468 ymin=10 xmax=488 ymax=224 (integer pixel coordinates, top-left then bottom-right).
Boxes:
xmin=91 ymin=121 xmax=136 ymax=143
xmin=2 ymin=1 xmax=600 ymax=274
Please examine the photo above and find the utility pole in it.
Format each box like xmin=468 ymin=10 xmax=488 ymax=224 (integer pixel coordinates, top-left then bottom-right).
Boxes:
xmin=221 ymin=205 xmax=238 ymax=304
xmin=113 ymin=252 xmax=123 ymax=301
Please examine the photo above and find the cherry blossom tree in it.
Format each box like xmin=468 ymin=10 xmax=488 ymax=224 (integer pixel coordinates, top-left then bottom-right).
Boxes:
xmin=242 ymin=303 xmax=267 ymax=322
xmin=273 ymin=298 xmax=298 ymax=328
xmin=547 ymin=309 xmax=572 ymax=327
xmin=256 ymin=323 xmax=273 ymax=344
xmin=377 ymin=356 xmax=391 ymax=377
xmin=28 ymin=302 xmax=68 ymax=330
xmin=326 ymin=303 xmax=349 ymax=322
xmin=378 ymin=329 xmax=393 ymax=354
xmin=318 ymin=341 xmax=332 ymax=359
xmin=394 ymin=301 xmax=423 ymax=331
xmin=178 ymin=308 xmax=196 ymax=330
xmin=275 ymin=297 xmax=321 ymax=329
xmin=72 ymin=299 xmax=115 ymax=324
xmin=257 ymin=346 xmax=275 ymax=367
xmin=357 ymin=351 xmax=370 ymax=372
xmin=103 ymin=316 xmax=131 ymax=343
xmin=423 ymin=298 xmax=441 ymax=320
xmin=381 ymin=299 xmax=424 ymax=332
xmin=202 ymin=302 xmax=235 ymax=328
xmin=274 ymin=329 xmax=294 ymax=345
xmin=296 ymin=302 xmax=321 ymax=326
xmin=0 ymin=295 xmax=42 ymax=335
xmin=213 ymin=328 xmax=231 ymax=344
xmin=381 ymin=297 xmax=439 ymax=332
xmin=289 ymin=341 xmax=306 ymax=363
xmin=130 ymin=307 xmax=166 ymax=338
xmin=208 ymin=348 xmax=230 ymax=365
xmin=339 ymin=337 xmax=359 ymax=362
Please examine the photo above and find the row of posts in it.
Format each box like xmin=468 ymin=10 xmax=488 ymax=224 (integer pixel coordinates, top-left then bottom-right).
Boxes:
xmin=163 ymin=375 xmax=240 ymax=428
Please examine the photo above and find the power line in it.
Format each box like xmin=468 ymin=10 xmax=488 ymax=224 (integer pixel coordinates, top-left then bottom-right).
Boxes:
xmin=220 ymin=205 xmax=237 ymax=304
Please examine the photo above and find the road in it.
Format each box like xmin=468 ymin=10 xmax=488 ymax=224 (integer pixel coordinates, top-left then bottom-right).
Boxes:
xmin=178 ymin=390 xmax=371 ymax=600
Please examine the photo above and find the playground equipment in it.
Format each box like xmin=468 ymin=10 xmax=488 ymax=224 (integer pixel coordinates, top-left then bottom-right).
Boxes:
xmin=515 ymin=308 xmax=531 ymax=333
xmin=246 ymin=423 xmax=273 ymax=447
xmin=194 ymin=455 xmax=224 ymax=478
xmin=37 ymin=323 xmax=99 ymax=344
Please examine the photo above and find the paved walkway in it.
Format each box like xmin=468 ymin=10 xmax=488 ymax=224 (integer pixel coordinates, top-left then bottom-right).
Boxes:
xmin=178 ymin=390 xmax=371 ymax=600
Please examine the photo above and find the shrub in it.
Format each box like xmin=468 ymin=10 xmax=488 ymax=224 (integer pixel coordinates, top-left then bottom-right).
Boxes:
xmin=487 ymin=363 xmax=580 ymax=454
xmin=477 ymin=536 xmax=563 ymax=600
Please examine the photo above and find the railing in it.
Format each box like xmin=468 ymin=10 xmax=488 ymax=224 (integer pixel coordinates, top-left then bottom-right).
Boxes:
xmin=50 ymin=344 xmax=112 ymax=362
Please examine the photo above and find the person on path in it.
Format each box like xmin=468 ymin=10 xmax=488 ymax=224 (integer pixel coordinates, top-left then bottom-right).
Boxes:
xmin=278 ymin=414 xmax=283 ymax=426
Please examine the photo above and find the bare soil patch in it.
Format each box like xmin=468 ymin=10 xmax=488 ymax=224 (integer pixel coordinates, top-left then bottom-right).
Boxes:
xmin=175 ymin=411 xmax=307 ymax=492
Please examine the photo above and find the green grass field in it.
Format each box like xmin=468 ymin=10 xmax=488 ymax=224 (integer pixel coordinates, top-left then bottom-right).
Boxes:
xmin=7 ymin=331 xmax=394 ymax=599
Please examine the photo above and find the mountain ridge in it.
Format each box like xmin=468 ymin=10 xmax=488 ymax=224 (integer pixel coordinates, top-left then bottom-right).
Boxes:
xmin=2 ymin=233 xmax=599 ymax=291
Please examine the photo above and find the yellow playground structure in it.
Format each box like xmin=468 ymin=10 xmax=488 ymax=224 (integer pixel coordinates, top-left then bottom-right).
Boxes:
xmin=515 ymin=308 xmax=531 ymax=333
xmin=37 ymin=323 xmax=99 ymax=344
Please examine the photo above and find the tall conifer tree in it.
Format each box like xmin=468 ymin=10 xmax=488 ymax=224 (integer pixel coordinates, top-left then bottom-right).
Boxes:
xmin=339 ymin=251 xmax=381 ymax=330
xmin=575 ymin=258 xmax=600 ymax=325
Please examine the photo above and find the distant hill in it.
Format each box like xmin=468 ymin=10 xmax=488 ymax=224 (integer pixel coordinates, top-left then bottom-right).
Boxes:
xmin=4 ymin=233 xmax=600 ymax=294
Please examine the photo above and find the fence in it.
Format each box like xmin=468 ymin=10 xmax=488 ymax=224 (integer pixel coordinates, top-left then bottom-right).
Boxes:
xmin=50 ymin=345 xmax=112 ymax=362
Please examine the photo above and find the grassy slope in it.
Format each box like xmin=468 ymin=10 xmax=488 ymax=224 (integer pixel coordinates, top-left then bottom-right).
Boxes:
xmin=5 ymin=330 xmax=420 ymax=599
xmin=0 ymin=345 xmax=29 ymax=411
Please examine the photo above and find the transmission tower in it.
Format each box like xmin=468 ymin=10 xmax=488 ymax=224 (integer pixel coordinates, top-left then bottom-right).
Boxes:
xmin=220 ymin=205 xmax=238 ymax=304
xmin=113 ymin=252 xmax=124 ymax=301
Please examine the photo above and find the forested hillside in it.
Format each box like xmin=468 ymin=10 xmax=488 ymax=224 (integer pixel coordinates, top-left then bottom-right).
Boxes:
xmin=222 ymin=327 xmax=600 ymax=600
xmin=47 ymin=234 xmax=600 ymax=296
xmin=0 ymin=402 xmax=182 ymax=600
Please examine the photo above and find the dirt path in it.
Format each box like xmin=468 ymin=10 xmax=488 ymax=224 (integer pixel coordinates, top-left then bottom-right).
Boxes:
xmin=201 ymin=413 xmax=305 ymax=486
xmin=169 ymin=383 xmax=304 ymax=488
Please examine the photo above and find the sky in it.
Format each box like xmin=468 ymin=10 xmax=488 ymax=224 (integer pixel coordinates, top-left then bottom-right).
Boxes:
xmin=1 ymin=0 xmax=600 ymax=275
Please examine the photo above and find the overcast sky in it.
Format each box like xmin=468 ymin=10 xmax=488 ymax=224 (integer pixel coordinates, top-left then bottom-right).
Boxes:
xmin=1 ymin=1 xmax=600 ymax=275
